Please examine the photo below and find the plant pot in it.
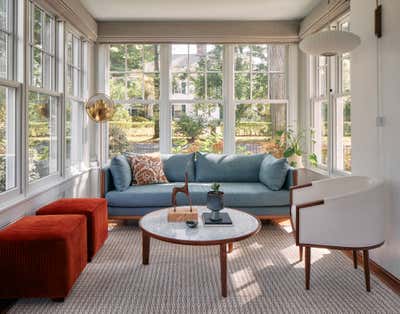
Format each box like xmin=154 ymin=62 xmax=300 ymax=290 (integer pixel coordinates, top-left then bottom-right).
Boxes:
xmin=288 ymin=155 xmax=304 ymax=168
xmin=206 ymin=191 xmax=224 ymax=221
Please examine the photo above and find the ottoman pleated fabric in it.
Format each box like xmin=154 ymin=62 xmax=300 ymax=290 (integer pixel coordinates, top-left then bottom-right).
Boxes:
xmin=37 ymin=198 xmax=108 ymax=261
xmin=0 ymin=215 xmax=87 ymax=300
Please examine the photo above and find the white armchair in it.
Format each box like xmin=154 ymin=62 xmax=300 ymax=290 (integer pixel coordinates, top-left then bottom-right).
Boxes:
xmin=290 ymin=176 xmax=385 ymax=291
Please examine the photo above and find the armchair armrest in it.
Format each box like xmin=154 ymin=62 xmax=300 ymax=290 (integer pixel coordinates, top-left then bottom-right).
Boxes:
xmin=296 ymin=183 xmax=385 ymax=248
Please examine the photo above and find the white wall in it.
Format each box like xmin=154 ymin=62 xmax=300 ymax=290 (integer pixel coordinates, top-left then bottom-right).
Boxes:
xmin=351 ymin=0 xmax=400 ymax=278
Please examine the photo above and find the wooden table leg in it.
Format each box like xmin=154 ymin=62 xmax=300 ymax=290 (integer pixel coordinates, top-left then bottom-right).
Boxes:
xmin=142 ymin=232 xmax=150 ymax=265
xmin=363 ymin=250 xmax=371 ymax=292
xmin=220 ymin=243 xmax=228 ymax=297
xmin=227 ymin=242 xmax=233 ymax=253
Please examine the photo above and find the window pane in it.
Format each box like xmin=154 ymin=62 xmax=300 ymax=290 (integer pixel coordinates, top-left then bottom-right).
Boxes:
xmin=144 ymin=73 xmax=160 ymax=100
xmin=207 ymin=73 xmax=222 ymax=100
xmin=0 ymin=86 xmax=16 ymax=193
xmin=234 ymin=73 xmax=250 ymax=100
xmin=127 ymin=74 xmax=143 ymax=99
xmin=108 ymin=104 xmax=159 ymax=158
xmin=43 ymin=54 xmax=52 ymax=90
xmin=126 ymin=44 xmax=143 ymax=71
xmin=171 ymin=44 xmax=188 ymax=72
xmin=65 ymin=100 xmax=83 ymax=174
xmin=235 ymin=103 xmax=286 ymax=155
xmin=188 ymin=44 xmax=206 ymax=72
xmin=318 ymin=56 xmax=327 ymax=97
xmin=172 ymin=103 xmax=223 ymax=153
xmin=0 ymin=0 xmax=9 ymax=31
xmin=144 ymin=45 xmax=160 ymax=72
xmin=207 ymin=45 xmax=223 ymax=71
xmin=313 ymin=100 xmax=328 ymax=166
xmin=110 ymin=45 xmax=126 ymax=72
xmin=28 ymin=92 xmax=58 ymax=182
xmin=341 ymin=53 xmax=351 ymax=93
xmin=251 ymin=72 xmax=268 ymax=99
xmin=234 ymin=45 xmax=251 ymax=71
xmin=251 ymin=45 xmax=268 ymax=72
xmin=43 ymin=14 xmax=53 ymax=53
xmin=0 ymin=31 xmax=7 ymax=79
xmin=33 ymin=6 xmax=42 ymax=48
xmin=32 ymin=47 xmax=42 ymax=87
xmin=110 ymin=74 xmax=126 ymax=100
xmin=336 ymin=96 xmax=351 ymax=172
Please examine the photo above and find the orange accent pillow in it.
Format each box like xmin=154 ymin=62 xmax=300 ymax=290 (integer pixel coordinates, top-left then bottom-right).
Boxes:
xmin=129 ymin=154 xmax=168 ymax=185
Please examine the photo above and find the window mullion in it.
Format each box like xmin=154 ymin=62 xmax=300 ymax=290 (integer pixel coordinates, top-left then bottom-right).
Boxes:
xmin=159 ymin=44 xmax=170 ymax=153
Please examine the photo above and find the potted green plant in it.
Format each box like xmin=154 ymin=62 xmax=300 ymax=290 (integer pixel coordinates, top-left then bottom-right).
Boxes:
xmin=206 ymin=183 xmax=224 ymax=221
xmin=278 ymin=128 xmax=318 ymax=168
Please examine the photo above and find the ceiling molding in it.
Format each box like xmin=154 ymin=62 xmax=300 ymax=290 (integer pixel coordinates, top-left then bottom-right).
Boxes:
xmin=35 ymin=0 xmax=97 ymax=41
xmin=300 ymin=0 xmax=350 ymax=39
xmin=97 ymin=21 xmax=300 ymax=44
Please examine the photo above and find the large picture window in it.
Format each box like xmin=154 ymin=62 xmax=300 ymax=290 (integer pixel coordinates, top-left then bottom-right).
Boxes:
xmin=310 ymin=15 xmax=352 ymax=174
xmin=107 ymin=43 xmax=289 ymax=158
xmin=234 ymin=45 xmax=287 ymax=154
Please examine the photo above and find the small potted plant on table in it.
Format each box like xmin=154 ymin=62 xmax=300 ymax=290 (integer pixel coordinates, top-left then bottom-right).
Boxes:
xmin=207 ymin=183 xmax=224 ymax=221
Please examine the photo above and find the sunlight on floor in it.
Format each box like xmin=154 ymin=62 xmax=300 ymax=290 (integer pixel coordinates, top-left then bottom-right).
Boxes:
xmin=277 ymin=219 xmax=293 ymax=233
xmin=256 ymin=258 xmax=274 ymax=270
xmin=231 ymin=267 xmax=262 ymax=304
xmin=280 ymin=244 xmax=331 ymax=267
xmin=231 ymin=267 xmax=256 ymax=289
xmin=249 ymin=242 xmax=263 ymax=250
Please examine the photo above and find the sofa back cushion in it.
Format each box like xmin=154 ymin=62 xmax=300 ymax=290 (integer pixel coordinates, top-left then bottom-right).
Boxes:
xmin=110 ymin=155 xmax=132 ymax=191
xmin=196 ymin=153 xmax=265 ymax=182
xmin=259 ymin=154 xmax=290 ymax=191
xmin=161 ymin=153 xmax=196 ymax=182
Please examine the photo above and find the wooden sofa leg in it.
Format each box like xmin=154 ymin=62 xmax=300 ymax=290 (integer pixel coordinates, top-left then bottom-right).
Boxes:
xmin=353 ymin=250 xmax=358 ymax=269
xmin=299 ymin=246 xmax=303 ymax=261
xmin=363 ymin=250 xmax=371 ymax=292
xmin=305 ymin=247 xmax=311 ymax=290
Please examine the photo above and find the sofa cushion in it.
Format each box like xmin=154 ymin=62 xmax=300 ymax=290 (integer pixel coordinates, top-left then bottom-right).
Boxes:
xmin=195 ymin=153 xmax=265 ymax=182
xmin=109 ymin=155 xmax=132 ymax=191
xmin=106 ymin=182 xmax=289 ymax=208
xmin=259 ymin=154 xmax=290 ymax=191
xmin=161 ymin=153 xmax=195 ymax=182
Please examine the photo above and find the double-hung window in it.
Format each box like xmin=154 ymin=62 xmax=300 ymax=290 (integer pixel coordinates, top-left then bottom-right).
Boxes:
xmin=234 ymin=45 xmax=287 ymax=154
xmin=65 ymin=30 xmax=86 ymax=175
xmin=108 ymin=44 xmax=160 ymax=157
xmin=0 ymin=0 xmax=19 ymax=197
xmin=310 ymin=14 xmax=352 ymax=174
xmin=28 ymin=1 xmax=60 ymax=183
xmin=170 ymin=44 xmax=224 ymax=153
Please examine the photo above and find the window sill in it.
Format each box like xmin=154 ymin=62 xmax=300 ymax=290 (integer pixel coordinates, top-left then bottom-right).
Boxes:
xmin=0 ymin=169 xmax=93 ymax=214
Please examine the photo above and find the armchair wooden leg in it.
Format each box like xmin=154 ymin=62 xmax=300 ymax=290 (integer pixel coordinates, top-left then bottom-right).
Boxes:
xmin=363 ymin=250 xmax=371 ymax=292
xmin=353 ymin=250 xmax=358 ymax=269
xmin=305 ymin=247 xmax=311 ymax=290
xmin=299 ymin=245 xmax=303 ymax=261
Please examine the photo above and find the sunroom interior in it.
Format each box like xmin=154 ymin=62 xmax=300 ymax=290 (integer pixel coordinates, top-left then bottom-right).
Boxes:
xmin=0 ymin=0 xmax=399 ymax=312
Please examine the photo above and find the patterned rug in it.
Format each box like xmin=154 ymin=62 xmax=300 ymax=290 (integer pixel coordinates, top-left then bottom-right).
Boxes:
xmin=9 ymin=223 xmax=400 ymax=313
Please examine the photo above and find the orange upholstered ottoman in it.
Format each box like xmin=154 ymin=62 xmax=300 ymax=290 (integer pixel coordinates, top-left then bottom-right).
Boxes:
xmin=0 ymin=215 xmax=87 ymax=301
xmin=37 ymin=198 xmax=108 ymax=261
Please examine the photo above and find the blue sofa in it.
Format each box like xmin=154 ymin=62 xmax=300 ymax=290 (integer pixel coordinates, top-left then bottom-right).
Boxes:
xmin=102 ymin=152 xmax=297 ymax=219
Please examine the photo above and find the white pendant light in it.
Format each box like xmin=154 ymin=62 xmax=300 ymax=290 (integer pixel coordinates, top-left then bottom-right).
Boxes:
xmin=300 ymin=30 xmax=361 ymax=56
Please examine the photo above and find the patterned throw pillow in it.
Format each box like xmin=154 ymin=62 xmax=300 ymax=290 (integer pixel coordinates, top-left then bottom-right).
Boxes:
xmin=128 ymin=154 xmax=168 ymax=185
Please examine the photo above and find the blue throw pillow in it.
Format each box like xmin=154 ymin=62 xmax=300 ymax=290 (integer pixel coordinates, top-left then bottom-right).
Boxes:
xmin=161 ymin=153 xmax=195 ymax=182
xmin=259 ymin=154 xmax=290 ymax=191
xmin=110 ymin=155 xmax=132 ymax=191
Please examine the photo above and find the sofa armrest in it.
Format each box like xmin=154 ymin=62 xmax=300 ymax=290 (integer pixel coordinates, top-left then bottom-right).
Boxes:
xmin=101 ymin=166 xmax=115 ymax=197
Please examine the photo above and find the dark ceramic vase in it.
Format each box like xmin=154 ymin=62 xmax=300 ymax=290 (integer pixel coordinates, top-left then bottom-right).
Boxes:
xmin=206 ymin=191 xmax=224 ymax=221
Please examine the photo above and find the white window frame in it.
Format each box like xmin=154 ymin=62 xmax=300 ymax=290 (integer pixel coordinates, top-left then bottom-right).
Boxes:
xmin=0 ymin=0 xmax=22 ymax=203
xmin=27 ymin=1 xmax=62 ymax=192
xmin=105 ymin=43 xmax=294 ymax=159
xmin=309 ymin=13 xmax=352 ymax=176
xmin=64 ymin=26 xmax=87 ymax=176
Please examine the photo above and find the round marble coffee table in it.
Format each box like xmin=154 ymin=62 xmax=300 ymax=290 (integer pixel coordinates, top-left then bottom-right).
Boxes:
xmin=139 ymin=206 xmax=261 ymax=297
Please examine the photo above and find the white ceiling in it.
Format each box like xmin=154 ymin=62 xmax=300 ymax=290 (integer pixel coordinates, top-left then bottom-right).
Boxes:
xmin=80 ymin=0 xmax=322 ymax=22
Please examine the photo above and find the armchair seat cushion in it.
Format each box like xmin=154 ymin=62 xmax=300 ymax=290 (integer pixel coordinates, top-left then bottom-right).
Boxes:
xmin=106 ymin=182 xmax=289 ymax=208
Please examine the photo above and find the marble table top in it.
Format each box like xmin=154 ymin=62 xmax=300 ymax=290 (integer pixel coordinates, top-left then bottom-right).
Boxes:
xmin=139 ymin=206 xmax=261 ymax=244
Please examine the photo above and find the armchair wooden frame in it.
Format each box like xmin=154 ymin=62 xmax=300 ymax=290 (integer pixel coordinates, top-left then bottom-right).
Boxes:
xmin=289 ymin=181 xmax=384 ymax=292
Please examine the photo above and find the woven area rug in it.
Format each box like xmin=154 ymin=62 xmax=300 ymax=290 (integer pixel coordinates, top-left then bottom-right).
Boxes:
xmin=9 ymin=223 xmax=400 ymax=313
